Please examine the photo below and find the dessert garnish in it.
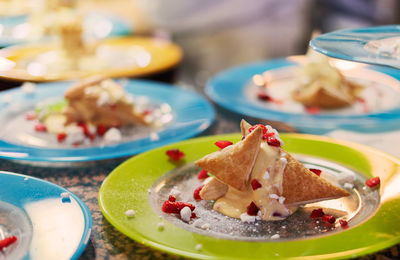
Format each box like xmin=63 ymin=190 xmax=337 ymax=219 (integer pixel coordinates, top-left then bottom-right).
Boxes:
xmin=29 ymin=77 xmax=166 ymax=146
xmin=0 ymin=235 xmax=17 ymax=251
xmin=292 ymin=49 xmax=364 ymax=109
xmin=166 ymin=149 xmax=185 ymax=161
xmin=197 ymin=169 xmax=209 ymax=180
xmin=365 ymin=176 xmax=380 ymax=188
xmin=194 ymin=119 xmax=350 ymax=221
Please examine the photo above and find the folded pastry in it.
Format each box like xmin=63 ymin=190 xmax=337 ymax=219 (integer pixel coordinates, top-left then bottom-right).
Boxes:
xmin=195 ymin=120 xmax=349 ymax=221
xmin=63 ymin=76 xmax=149 ymax=127
xmin=292 ymin=49 xmax=363 ymax=108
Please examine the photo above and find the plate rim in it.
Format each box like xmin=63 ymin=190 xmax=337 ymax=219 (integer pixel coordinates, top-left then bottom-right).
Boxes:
xmin=309 ymin=24 xmax=400 ymax=68
xmin=98 ymin=132 xmax=400 ymax=259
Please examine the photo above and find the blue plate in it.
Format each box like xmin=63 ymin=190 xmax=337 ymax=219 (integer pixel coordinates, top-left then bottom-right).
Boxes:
xmin=0 ymin=171 xmax=92 ymax=260
xmin=0 ymin=80 xmax=214 ymax=162
xmin=206 ymin=57 xmax=400 ymax=134
xmin=310 ymin=25 xmax=400 ymax=68
xmin=0 ymin=12 xmax=132 ymax=47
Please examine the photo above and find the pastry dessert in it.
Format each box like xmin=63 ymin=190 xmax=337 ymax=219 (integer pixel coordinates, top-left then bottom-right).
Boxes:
xmin=63 ymin=76 xmax=149 ymax=127
xmin=292 ymin=49 xmax=363 ymax=108
xmin=31 ymin=77 xmax=154 ymax=146
xmin=195 ymin=120 xmax=349 ymax=221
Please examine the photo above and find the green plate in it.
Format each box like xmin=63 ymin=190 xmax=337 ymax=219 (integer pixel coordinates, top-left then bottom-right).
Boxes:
xmin=99 ymin=133 xmax=400 ymax=259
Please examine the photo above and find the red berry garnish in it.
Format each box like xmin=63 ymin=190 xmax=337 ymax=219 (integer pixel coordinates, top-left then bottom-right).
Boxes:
xmin=305 ymin=106 xmax=320 ymax=115
xmin=25 ymin=111 xmax=36 ymax=120
xmin=166 ymin=149 xmax=185 ymax=161
xmin=366 ymin=176 xmax=380 ymax=188
xmin=266 ymin=136 xmax=281 ymax=147
xmin=257 ymin=91 xmax=273 ymax=102
xmin=357 ymin=97 xmax=369 ymax=113
xmin=246 ymin=202 xmax=259 ymax=216
xmin=215 ymin=140 xmax=233 ymax=149
xmin=0 ymin=235 xmax=17 ymax=251
xmin=161 ymin=201 xmax=195 ymax=214
xmin=249 ymin=124 xmax=267 ymax=135
xmin=77 ymin=122 xmax=90 ymax=136
xmin=142 ymin=109 xmax=152 ymax=115
xmin=339 ymin=219 xmax=348 ymax=228
xmin=309 ymin=168 xmax=321 ymax=176
xmin=322 ymin=214 xmax=336 ymax=224
xmin=97 ymin=124 xmax=107 ymax=136
xmin=168 ymin=195 xmax=176 ymax=202
xmin=57 ymin=133 xmax=67 ymax=143
xmin=197 ymin=169 xmax=209 ymax=180
xmin=310 ymin=208 xmax=324 ymax=218
xmin=34 ymin=122 xmax=47 ymax=132
xmin=251 ymin=179 xmax=262 ymax=190
xmin=191 ymin=212 xmax=197 ymax=219
xmin=193 ymin=185 xmax=204 ymax=201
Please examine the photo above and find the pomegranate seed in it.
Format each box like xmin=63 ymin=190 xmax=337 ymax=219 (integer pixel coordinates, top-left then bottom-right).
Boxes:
xmin=305 ymin=106 xmax=320 ymax=115
xmin=191 ymin=212 xmax=197 ymax=219
xmin=357 ymin=97 xmax=369 ymax=113
xmin=310 ymin=208 xmax=324 ymax=218
xmin=339 ymin=219 xmax=348 ymax=228
xmin=249 ymin=124 xmax=267 ymax=135
xmin=0 ymin=236 xmax=17 ymax=250
xmin=57 ymin=133 xmax=67 ymax=143
xmin=142 ymin=109 xmax=152 ymax=115
xmin=73 ymin=142 xmax=80 ymax=147
xmin=257 ymin=91 xmax=273 ymax=102
xmin=97 ymin=124 xmax=107 ymax=136
xmin=34 ymin=123 xmax=47 ymax=132
xmin=197 ymin=169 xmax=209 ymax=180
xmin=246 ymin=202 xmax=259 ymax=216
xmin=193 ymin=185 xmax=204 ymax=201
xmin=25 ymin=111 xmax=36 ymax=120
xmin=166 ymin=149 xmax=185 ymax=161
xmin=215 ymin=140 xmax=233 ymax=149
xmin=77 ymin=122 xmax=90 ymax=136
xmin=322 ymin=214 xmax=336 ymax=224
xmin=161 ymin=201 xmax=195 ymax=214
xmin=168 ymin=195 xmax=176 ymax=202
xmin=251 ymin=179 xmax=262 ymax=190
xmin=266 ymin=136 xmax=281 ymax=147
xmin=366 ymin=176 xmax=380 ymax=188
xmin=309 ymin=168 xmax=321 ymax=176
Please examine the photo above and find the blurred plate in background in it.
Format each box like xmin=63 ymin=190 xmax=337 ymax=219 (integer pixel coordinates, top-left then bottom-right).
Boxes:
xmin=206 ymin=56 xmax=400 ymax=134
xmin=0 ymin=36 xmax=182 ymax=82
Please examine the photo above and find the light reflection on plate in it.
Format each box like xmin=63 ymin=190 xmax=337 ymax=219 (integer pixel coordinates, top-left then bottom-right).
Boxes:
xmin=0 ymin=171 xmax=92 ymax=260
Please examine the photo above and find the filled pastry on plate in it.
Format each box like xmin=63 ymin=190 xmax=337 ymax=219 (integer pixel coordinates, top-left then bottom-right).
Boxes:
xmin=292 ymin=49 xmax=364 ymax=108
xmin=195 ymin=120 xmax=350 ymax=221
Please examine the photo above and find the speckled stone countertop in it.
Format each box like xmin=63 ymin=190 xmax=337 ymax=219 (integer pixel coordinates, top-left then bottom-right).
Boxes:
xmin=0 ymin=107 xmax=399 ymax=259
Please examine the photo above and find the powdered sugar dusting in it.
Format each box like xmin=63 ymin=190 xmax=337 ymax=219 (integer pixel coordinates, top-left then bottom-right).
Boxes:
xmin=148 ymin=157 xmax=379 ymax=241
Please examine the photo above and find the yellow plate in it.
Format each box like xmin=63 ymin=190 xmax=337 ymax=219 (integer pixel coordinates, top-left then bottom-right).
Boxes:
xmin=0 ymin=36 xmax=183 ymax=82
